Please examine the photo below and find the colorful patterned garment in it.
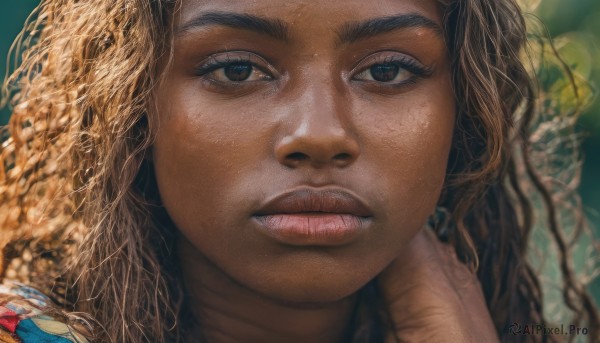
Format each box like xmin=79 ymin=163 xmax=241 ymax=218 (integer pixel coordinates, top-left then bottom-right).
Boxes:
xmin=0 ymin=281 xmax=90 ymax=343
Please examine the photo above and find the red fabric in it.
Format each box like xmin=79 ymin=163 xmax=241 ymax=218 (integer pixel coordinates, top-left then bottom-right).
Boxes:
xmin=0 ymin=307 xmax=19 ymax=333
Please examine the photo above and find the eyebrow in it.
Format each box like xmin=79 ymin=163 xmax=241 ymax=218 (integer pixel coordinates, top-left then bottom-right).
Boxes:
xmin=176 ymin=11 xmax=290 ymax=41
xmin=176 ymin=11 xmax=442 ymax=44
xmin=337 ymin=14 xmax=443 ymax=44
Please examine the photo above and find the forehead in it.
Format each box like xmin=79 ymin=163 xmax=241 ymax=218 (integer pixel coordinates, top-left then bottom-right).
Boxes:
xmin=176 ymin=0 xmax=444 ymax=32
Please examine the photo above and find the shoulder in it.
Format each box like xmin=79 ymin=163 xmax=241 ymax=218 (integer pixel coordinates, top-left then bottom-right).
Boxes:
xmin=0 ymin=281 xmax=90 ymax=343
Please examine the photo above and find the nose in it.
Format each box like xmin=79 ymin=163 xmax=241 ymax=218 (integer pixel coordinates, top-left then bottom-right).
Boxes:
xmin=274 ymin=84 xmax=360 ymax=169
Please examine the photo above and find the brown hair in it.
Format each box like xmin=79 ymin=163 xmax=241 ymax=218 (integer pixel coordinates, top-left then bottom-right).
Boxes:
xmin=0 ymin=0 xmax=598 ymax=342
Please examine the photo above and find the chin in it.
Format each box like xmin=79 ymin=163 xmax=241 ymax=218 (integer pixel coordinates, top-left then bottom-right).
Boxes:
xmin=234 ymin=257 xmax=381 ymax=304
xmin=254 ymin=278 xmax=368 ymax=305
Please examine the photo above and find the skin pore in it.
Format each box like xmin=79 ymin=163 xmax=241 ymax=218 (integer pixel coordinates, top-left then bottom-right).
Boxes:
xmin=152 ymin=0 xmax=459 ymax=341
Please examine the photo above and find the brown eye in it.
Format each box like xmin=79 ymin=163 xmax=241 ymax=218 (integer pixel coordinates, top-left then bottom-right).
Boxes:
xmin=354 ymin=62 xmax=411 ymax=84
xmin=194 ymin=52 xmax=276 ymax=85
xmin=351 ymin=52 xmax=432 ymax=87
xmin=224 ymin=63 xmax=253 ymax=81
xmin=205 ymin=62 xmax=271 ymax=82
xmin=369 ymin=64 xmax=401 ymax=82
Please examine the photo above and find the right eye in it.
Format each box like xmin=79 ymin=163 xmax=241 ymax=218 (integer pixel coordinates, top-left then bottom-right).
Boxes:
xmin=205 ymin=62 xmax=272 ymax=82
xmin=195 ymin=52 xmax=275 ymax=84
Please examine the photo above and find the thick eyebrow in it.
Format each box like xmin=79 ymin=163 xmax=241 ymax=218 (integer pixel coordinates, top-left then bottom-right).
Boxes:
xmin=337 ymin=14 xmax=443 ymax=44
xmin=176 ymin=11 xmax=290 ymax=41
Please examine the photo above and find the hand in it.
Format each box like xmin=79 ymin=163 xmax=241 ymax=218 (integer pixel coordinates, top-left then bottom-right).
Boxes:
xmin=378 ymin=228 xmax=499 ymax=343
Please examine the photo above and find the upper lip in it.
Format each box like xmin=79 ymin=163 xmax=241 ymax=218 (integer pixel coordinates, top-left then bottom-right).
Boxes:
xmin=254 ymin=188 xmax=373 ymax=217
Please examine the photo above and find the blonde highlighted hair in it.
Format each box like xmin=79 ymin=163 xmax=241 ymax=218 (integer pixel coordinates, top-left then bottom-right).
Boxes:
xmin=1 ymin=0 xmax=598 ymax=342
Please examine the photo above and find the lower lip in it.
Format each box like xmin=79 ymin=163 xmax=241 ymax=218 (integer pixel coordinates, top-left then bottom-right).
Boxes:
xmin=252 ymin=213 xmax=369 ymax=246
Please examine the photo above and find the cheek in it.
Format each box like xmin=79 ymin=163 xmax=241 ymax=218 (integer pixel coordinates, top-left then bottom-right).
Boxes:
xmin=150 ymin=90 xmax=256 ymax=245
xmin=357 ymin=88 xmax=455 ymax=214
xmin=348 ymin=87 xmax=455 ymax=258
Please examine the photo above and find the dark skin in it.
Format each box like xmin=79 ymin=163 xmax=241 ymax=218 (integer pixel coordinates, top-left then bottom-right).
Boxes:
xmin=152 ymin=0 xmax=499 ymax=341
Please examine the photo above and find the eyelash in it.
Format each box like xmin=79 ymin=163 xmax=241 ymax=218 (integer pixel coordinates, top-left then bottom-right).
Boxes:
xmin=351 ymin=54 xmax=433 ymax=88
xmin=389 ymin=57 xmax=430 ymax=76
xmin=193 ymin=52 xmax=432 ymax=90
xmin=194 ymin=53 xmax=273 ymax=85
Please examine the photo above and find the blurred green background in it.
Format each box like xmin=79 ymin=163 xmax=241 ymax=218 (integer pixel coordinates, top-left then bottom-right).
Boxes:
xmin=532 ymin=0 xmax=600 ymax=229
xmin=1 ymin=0 xmax=599 ymax=313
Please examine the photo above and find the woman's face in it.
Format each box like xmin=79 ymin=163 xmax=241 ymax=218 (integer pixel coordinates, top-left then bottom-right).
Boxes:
xmin=153 ymin=0 xmax=455 ymax=303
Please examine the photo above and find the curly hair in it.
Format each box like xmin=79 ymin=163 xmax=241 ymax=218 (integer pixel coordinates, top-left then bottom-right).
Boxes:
xmin=0 ymin=0 xmax=598 ymax=342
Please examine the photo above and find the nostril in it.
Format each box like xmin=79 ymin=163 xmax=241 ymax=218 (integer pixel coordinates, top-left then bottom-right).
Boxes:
xmin=287 ymin=152 xmax=309 ymax=161
xmin=334 ymin=153 xmax=352 ymax=161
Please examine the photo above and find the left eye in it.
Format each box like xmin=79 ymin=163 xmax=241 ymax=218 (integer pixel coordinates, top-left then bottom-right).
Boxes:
xmin=354 ymin=63 xmax=411 ymax=83
xmin=208 ymin=62 xmax=271 ymax=82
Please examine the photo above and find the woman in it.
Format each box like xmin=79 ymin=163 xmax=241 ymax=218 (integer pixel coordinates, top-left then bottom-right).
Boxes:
xmin=0 ymin=0 xmax=598 ymax=342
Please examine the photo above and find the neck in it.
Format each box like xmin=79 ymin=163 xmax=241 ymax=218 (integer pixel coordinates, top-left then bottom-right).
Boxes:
xmin=177 ymin=238 xmax=357 ymax=343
